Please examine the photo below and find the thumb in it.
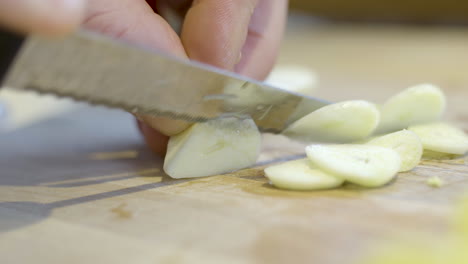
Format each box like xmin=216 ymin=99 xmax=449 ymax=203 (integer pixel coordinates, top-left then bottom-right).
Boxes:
xmin=181 ymin=0 xmax=259 ymax=70
xmin=0 ymin=0 xmax=85 ymax=35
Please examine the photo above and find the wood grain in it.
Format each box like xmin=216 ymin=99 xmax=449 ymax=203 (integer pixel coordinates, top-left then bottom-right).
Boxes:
xmin=1 ymin=15 xmax=467 ymax=264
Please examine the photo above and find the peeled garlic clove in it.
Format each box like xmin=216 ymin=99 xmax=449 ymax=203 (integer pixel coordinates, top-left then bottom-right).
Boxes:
xmin=376 ymin=84 xmax=446 ymax=134
xmin=366 ymin=130 xmax=423 ymax=172
xmin=283 ymin=100 xmax=380 ymax=143
xmin=264 ymin=159 xmax=344 ymax=191
xmin=164 ymin=117 xmax=261 ymax=178
xmin=408 ymin=122 xmax=468 ymax=155
xmin=306 ymin=144 xmax=401 ymax=188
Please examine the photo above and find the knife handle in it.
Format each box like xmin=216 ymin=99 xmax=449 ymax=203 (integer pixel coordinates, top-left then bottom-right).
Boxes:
xmin=0 ymin=28 xmax=25 ymax=85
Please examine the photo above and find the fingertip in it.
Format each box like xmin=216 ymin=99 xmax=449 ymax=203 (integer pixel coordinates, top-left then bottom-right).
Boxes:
xmin=137 ymin=120 xmax=169 ymax=157
xmin=83 ymin=0 xmax=186 ymax=57
xmin=139 ymin=115 xmax=190 ymax=136
xmin=181 ymin=0 xmax=257 ymax=70
xmin=0 ymin=0 xmax=85 ymax=36
xmin=49 ymin=0 xmax=86 ymax=34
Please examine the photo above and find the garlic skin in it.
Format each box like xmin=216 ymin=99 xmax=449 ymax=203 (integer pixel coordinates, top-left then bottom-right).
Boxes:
xmin=164 ymin=117 xmax=261 ymax=179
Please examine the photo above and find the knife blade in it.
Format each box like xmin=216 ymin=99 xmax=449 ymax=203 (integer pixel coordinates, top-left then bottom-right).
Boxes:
xmin=0 ymin=28 xmax=328 ymax=133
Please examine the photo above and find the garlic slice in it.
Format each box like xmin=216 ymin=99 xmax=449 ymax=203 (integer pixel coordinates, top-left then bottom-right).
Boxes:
xmin=376 ymin=84 xmax=446 ymax=133
xmin=366 ymin=130 xmax=423 ymax=172
xmin=265 ymin=159 xmax=344 ymax=191
xmin=283 ymin=100 xmax=380 ymax=143
xmin=306 ymin=144 xmax=401 ymax=187
xmin=409 ymin=122 xmax=468 ymax=155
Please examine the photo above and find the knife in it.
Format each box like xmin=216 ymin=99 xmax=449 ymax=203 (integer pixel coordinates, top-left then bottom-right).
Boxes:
xmin=0 ymin=28 xmax=328 ymax=133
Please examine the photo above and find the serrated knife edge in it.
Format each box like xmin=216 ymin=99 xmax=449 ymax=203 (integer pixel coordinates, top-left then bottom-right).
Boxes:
xmin=0 ymin=29 xmax=328 ymax=132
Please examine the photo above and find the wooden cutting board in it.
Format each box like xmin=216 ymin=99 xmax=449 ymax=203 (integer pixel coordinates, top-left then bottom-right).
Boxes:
xmin=1 ymin=14 xmax=467 ymax=264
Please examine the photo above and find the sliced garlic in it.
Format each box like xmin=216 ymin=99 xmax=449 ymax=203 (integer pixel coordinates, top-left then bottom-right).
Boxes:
xmin=306 ymin=144 xmax=401 ymax=187
xmin=366 ymin=130 xmax=423 ymax=172
xmin=283 ymin=100 xmax=380 ymax=143
xmin=264 ymin=159 xmax=344 ymax=191
xmin=164 ymin=117 xmax=261 ymax=178
xmin=408 ymin=122 xmax=468 ymax=155
xmin=376 ymin=84 xmax=446 ymax=134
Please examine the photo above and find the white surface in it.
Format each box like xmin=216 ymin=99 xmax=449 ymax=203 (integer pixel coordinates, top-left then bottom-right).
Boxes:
xmin=266 ymin=65 xmax=318 ymax=95
xmin=0 ymin=89 xmax=79 ymax=132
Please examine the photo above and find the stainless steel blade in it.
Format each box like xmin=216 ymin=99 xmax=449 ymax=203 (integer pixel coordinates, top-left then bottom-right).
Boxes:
xmin=2 ymin=30 xmax=328 ymax=132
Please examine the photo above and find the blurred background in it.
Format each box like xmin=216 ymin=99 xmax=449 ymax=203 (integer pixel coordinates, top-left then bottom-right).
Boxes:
xmin=1 ymin=0 xmax=467 ymax=132
xmin=290 ymin=0 xmax=468 ymax=23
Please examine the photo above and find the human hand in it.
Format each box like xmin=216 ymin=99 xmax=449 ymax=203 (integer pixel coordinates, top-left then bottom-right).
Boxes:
xmin=125 ymin=0 xmax=288 ymax=156
xmin=0 ymin=0 xmax=289 ymax=157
